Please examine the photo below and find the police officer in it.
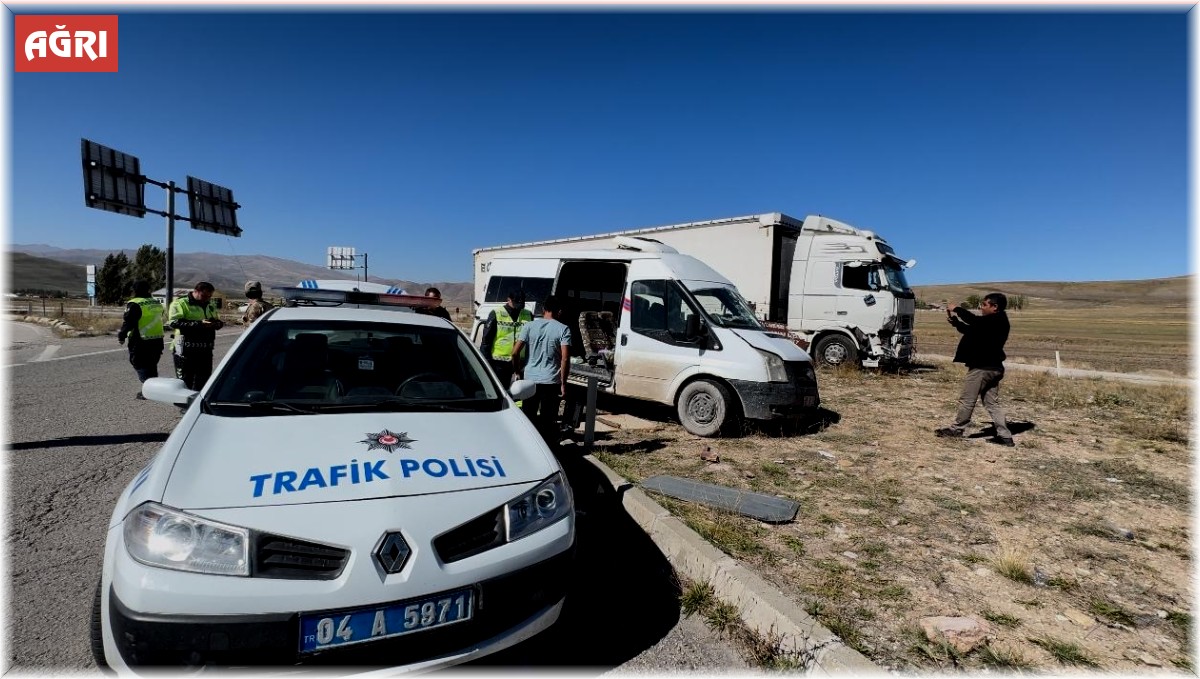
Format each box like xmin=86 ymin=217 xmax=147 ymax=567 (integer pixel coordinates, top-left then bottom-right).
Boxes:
xmin=169 ymin=281 xmax=224 ymax=390
xmin=117 ymin=280 xmax=165 ymax=399
xmin=478 ymin=289 xmax=532 ymax=387
xmin=241 ymin=280 xmax=274 ymax=325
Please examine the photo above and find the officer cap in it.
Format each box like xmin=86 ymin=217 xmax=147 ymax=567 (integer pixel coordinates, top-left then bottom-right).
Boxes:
xmin=245 ymin=280 xmax=263 ymax=294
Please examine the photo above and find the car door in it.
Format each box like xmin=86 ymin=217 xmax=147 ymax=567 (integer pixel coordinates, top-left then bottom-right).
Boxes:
xmin=614 ymin=278 xmax=703 ymax=403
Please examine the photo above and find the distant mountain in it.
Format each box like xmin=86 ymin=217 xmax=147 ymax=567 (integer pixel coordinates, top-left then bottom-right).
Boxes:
xmin=7 ymin=245 xmax=474 ymax=306
xmin=10 ymin=252 xmax=87 ymax=295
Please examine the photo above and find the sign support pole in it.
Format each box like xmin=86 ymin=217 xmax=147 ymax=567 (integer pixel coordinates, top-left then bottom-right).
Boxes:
xmin=166 ymin=181 xmax=176 ymax=308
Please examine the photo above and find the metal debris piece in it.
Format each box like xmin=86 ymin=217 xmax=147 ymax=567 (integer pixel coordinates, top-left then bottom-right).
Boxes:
xmin=640 ymin=475 xmax=800 ymax=523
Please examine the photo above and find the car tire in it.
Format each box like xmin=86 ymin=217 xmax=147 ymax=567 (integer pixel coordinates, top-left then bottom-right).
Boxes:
xmin=813 ymin=334 xmax=857 ymax=368
xmin=90 ymin=580 xmax=107 ymax=668
xmin=676 ymin=379 xmax=738 ymax=438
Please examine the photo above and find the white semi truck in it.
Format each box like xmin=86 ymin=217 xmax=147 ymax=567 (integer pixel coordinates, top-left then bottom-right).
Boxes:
xmin=472 ymin=213 xmax=917 ymax=368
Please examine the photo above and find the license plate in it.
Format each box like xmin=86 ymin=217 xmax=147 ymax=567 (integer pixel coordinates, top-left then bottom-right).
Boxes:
xmin=299 ymin=588 xmax=474 ymax=653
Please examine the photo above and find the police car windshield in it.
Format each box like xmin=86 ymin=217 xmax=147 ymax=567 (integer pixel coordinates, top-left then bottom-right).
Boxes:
xmin=206 ymin=320 xmax=506 ymax=415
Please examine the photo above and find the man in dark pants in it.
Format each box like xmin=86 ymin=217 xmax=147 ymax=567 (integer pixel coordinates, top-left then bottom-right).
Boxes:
xmin=117 ymin=280 xmax=165 ymax=398
xmin=936 ymin=292 xmax=1014 ymax=446
xmin=168 ymin=281 xmax=224 ymax=391
xmin=512 ymin=295 xmax=572 ymax=447
xmin=478 ymin=289 xmax=532 ymax=387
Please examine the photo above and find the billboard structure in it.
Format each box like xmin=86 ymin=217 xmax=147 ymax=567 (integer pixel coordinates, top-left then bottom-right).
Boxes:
xmin=81 ymin=140 xmax=146 ymax=217
xmin=327 ymin=246 xmax=369 ymax=282
xmin=187 ymin=176 xmax=242 ymax=237
xmin=79 ymin=138 xmax=244 ymax=306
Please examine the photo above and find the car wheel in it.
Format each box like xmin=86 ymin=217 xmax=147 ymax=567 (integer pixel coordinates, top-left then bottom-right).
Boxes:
xmin=676 ymin=379 xmax=737 ymax=437
xmin=90 ymin=580 xmax=107 ymax=668
xmin=814 ymin=334 xmax=857 ymax=368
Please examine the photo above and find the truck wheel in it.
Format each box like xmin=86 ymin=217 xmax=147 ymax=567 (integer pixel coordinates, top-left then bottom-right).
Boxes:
xmin=677 ymin=379 xmax=738 ymax=437
xmin=814 ymin=334 xmax=857 ymax=368
xmin=90 ymin=580 xmax=107 ymax=668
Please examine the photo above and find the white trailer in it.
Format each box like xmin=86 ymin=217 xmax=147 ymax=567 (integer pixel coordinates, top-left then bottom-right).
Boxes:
xmin=472 ymin=212 xmax=917 ymax=368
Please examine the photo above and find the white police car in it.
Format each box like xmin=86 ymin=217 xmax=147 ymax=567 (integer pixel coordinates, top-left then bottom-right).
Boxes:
xmin=93 ymin=287 xmax=574 ymax=670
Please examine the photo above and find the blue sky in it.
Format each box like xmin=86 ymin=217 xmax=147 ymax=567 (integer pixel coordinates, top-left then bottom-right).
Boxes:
xmin=8 ymin=10 xmax=1189 ymax=285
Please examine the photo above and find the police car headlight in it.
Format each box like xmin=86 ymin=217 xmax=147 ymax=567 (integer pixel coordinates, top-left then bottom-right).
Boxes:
xmin=506 ymin=473 xmax=572 ymax=543
xmin=124 ymin=502 xmax=250 ymax=576
xmin=756 ymin=349 xmax=789 ymax=383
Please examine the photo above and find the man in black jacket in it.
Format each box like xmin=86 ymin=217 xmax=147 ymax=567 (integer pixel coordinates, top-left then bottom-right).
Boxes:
xmin=117 ymin=280 xmax=165 ymax=398
xmin=935 ymin=292 xmax=1015 ymax=446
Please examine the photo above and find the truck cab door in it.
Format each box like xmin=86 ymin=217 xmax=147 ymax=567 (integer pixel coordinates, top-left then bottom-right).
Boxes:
xmin=837 ymin=262 xmax=885 ymax=329
xmin=801 ymin=261 xmax=840 ymax=322
xmin=615 ymin=279 xmax=703 ymax=404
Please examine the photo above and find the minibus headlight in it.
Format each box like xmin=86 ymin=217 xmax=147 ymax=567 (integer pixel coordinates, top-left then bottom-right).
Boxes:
xmin=756 ymin=349 xmax=789 ymax=383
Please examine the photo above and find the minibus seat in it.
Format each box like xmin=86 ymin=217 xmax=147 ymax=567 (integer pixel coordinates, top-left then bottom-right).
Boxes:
xmin=579 ymin=311 xmax=616 ymax=367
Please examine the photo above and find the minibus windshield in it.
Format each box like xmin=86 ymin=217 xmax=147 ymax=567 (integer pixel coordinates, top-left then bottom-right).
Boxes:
xmin=689 ymin=286 xmax=764 ymax=330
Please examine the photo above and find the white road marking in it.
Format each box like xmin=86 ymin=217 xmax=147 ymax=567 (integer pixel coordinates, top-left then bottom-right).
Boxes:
xmin=33 ymin=345 xmax=61 ymax=362
xmin=7 ymin=330 xmax=242 ymax=368
xmin=8 ymin=346 xmax=126 ymax=367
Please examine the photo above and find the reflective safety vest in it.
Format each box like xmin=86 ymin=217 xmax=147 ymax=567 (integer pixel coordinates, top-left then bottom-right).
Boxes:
xmin=492 ymin=307 xmax=533 ymax=360
xmin=169 ymin=295 xmax=220 ymax=351
xmin=128 ymin=297 xmax=164 ymax=340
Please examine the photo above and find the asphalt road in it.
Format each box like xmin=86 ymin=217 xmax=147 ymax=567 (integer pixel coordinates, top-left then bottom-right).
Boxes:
xmin=4 ymin=322 xmax=746 ymax=673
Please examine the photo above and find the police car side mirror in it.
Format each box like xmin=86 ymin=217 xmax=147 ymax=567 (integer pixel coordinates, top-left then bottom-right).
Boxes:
xmin=510 ymin=379 xmax=537 ymax=401
xmin=143 ymin=377 xmax=198 ymax=406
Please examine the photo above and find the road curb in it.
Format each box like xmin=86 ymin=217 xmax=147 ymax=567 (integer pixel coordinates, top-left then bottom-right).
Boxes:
xmin=581 ymin=453 xmax=884 ymax=676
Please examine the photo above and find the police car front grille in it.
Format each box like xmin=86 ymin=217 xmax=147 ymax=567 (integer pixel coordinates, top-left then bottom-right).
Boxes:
xmin=433 ymin=508 xmax=505 ymax=564
xmin=252 ymin=534 xmax=349 ymax=580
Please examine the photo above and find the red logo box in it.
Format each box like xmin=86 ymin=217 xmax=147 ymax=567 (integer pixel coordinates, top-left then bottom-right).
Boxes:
xmin=15 ymin=15 xmax=118 ymax=72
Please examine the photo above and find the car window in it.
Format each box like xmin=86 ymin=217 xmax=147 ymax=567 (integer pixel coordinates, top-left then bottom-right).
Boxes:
xmin=207 ymin=320 xmax=505 ymax=414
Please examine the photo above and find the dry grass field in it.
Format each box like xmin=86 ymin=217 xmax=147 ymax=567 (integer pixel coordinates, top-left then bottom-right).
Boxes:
xmin=915 ymin=306 xmax=1189 ymax=377
xmin=593 ymin=363 xmax=1192 ymax=672
xmin=913 ymin=276 xmax=1190 ymax=376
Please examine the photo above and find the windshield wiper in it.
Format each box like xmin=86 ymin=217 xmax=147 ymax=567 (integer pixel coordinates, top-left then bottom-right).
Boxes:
xmin=317 ymin=398 xmax=480 ymax=412
xmin=208 ymin=400 xmax=318 ymax=415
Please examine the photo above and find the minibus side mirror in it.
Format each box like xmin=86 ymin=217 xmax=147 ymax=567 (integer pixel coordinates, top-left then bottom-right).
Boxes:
xmin=685 ymin=314 xmax=704 ymax=340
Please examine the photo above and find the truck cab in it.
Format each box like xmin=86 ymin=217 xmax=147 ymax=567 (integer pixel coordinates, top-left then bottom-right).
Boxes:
xmin=786 ymin=216 xmax=917 ymax=368
xmin=472 ymin=239 xmax=820 ymax=437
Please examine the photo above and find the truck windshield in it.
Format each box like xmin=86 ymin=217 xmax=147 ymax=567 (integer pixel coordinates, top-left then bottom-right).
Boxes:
xmin=880 ymin=261 xmax=913 ymax=297
xmin=689 ymin=286 xmax=763 ymax=330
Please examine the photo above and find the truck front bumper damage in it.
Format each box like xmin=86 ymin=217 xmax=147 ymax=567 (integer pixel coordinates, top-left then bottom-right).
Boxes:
xmin=861 ymin=331 xmax=913 ymax=367
xmin=729 ymin=361 xmax=820 ymax=420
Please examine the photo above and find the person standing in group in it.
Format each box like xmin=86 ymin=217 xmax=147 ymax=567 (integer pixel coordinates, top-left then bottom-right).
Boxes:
xmin=511 ymin=294 xmax=572 ymax=446
xmin=478 ymin=289 xmax=532 ymax=386
xmin=169 ymin=281 xmax=224 ymax=391
xmin=416 ymin=287 xmax=452 ymax=321
xmin=116 ymin=280 xmax=165 ymax=399
xmin=241 ymin=280 xmax=274 ymax=326
xmin=935 ymin=292 xmax=1015 ymax=446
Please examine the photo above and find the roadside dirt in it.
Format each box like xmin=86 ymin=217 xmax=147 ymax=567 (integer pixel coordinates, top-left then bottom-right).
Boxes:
xmin=590 ymin=359 xmax=1193 ymax=673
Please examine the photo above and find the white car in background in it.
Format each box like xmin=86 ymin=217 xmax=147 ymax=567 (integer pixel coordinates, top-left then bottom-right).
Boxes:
xmin=93 ymin=287 xmax=574 ymax=671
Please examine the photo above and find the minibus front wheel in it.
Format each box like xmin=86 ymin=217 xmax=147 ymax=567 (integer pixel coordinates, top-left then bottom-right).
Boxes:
xmin=676 ymin=379 xmax=740 ymax=437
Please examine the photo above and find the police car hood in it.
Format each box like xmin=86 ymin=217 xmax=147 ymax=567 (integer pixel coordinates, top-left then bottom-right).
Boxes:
xmin=161 ymin=411 xmax=556 ymax=509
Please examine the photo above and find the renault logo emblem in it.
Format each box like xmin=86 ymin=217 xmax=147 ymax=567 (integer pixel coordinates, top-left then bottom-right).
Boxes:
xmin=374 ymin=532 xmax=411 ymax=574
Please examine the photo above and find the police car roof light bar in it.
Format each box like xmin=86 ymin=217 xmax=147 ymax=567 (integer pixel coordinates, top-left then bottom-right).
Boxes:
xmin=277 ymin=287 xmax=439 ymax=310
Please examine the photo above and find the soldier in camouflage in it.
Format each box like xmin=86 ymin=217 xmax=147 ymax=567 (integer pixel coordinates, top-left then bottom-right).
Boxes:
xmin=242 ymin=280 xmax=274 ymax=325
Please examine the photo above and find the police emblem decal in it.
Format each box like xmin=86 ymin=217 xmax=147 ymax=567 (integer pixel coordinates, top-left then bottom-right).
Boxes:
xmin=360 ymin=429 xmax=416 ymax=452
